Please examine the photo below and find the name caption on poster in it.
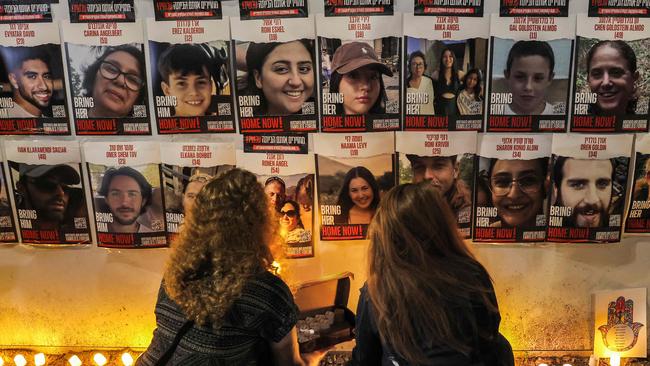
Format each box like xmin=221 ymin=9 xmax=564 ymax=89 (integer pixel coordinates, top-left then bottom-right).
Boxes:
xmin=509 ymin=17 xmax=557 ymax=39
xmin=16 ymin=145 xmax=67 ymax=160
xmin=5 ymin=24 xmax=35 ymax=45
xmin=594 ymin=17 xmax=644 ymax=39
xmin=261 ymin=18 xmax=285 ymax=41
xmin=496 ymin=136 xmax=539 ymax=158
xmin=262 ymin=153 xmax=288 ymax=174
xmin=340 ymin=135 xmax=367 ymax=156
xmin=180 ymin=144 xmax=212 ymax=166
xmin=171 ymin=20 xmax=204 ymax=42
xmin=348 ymin=16 xmax=371 ymax=38
xmin=105 ymin=144 xmax=137 ymax=165
xmin=84 ymin=23 xmax=123 ymax=44
xmin=433 ymin=16 xmax=459 ymax=39
xmin=424 ymin=133 xmax=449 ymax=155
xmin=580 ymin=136 xmax=607 ymax=158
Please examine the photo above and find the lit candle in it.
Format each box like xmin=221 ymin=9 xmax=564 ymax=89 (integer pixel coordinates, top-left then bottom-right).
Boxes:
xmin=93 ymin=353 xmax=107 ymax=366
xmin=35 ymin=353 xmax=46 ymax=366
xmin=610 ymin=353 xmax=621 ymax=366
xmin=121 ymin=353 xmax=134 ymax=366
xmin=588 ymin=355 xmax=597 ymax=366
xmin=68 ymin=355 xmax=82 ymax=366
xmin=13 ymin=354 xmax=27 ymax=366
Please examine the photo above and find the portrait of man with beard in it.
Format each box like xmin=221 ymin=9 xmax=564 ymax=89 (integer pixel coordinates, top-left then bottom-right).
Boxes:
xmin=15 ymin=164 xmax=86 ymax=233
xmin=552 ymin=157 xmax=614 ymax=228
xmin=98 ymin=166 xmax=155 ymax=233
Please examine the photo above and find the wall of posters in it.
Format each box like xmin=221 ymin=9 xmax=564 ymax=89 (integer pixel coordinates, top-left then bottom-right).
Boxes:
xmin=317 ymin=14 xmax=401 ymax=132
xmin=0 ymin=22 xmax=70 ymax=135
xmin=147 ymin=18 xmax=235 ymax=134
xmin=84 ymin=141 xmax=167 ymax=248
xmin=231 ymin=16 xmax=318 ymax=133
xmin=314 ymin=132 xmax=394 ymax=240
xmin=547 ymin=134 xmax=632 ymax=243
xmin=160 ymin=140 xmax=235 ymax=242
xmin=4 ymin=139 xmax=90 ymax=245
xmin=62 ymin=20 xmax=150 ymax=135
xmin=396 ymin=131 xmax=476 ymax=238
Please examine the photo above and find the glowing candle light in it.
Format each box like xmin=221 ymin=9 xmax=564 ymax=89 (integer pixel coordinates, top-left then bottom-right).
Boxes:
xmin=538 ymin=364 xmax=548 ymax=366
xmin=271 ymin=261 xmax=281 ymax=274
xmin=121 ymin=353 xmax=134 ymax=366
xmin=610 ymin=353 xmax=620 ymax=366
xmin=0 ymin=356 xmax=4 ymax=366
xmin=13 ymin=354 xmax=27 ymax=366
xmin=68 ymin=355 xmax=82 ymax=366
xmin=562 ymin=364 xmax=572 ymax=366
xmin=35 ymin=353 xmax=46 ymax=366
xmin=93 ymin=353 xmax=107 ymax=366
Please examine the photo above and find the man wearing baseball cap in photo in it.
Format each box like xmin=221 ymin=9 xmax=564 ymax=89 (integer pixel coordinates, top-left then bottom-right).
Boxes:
xmin=328 ymin=41 xmax=393 ymax=115
xmin=15 ymin=163 xmax=87 ymax=233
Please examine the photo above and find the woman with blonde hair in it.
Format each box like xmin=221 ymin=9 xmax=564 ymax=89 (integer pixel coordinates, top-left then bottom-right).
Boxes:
xmin=137 ymin=169 xmax=322 ymax=366
xmin=350 ymin=183 xmax=513 ymax=365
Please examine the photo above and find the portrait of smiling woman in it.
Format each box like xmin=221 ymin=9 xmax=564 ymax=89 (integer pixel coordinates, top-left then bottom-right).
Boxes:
xmin=335 ymin=166 xmax=381 ymax=225
xmin=244 ymin=39 xmax=315 ymax=116
xmin=81 ymin=45 xmax=147 ymax=118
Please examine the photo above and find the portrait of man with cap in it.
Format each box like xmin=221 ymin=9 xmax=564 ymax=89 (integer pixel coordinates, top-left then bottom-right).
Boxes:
xmin=327 ymin=41 xmax=394 ymax=115
xmin=15 ymin=163 xmax=87 ymax=233
xmin=97 ymin=166 xmax=160 ymax=233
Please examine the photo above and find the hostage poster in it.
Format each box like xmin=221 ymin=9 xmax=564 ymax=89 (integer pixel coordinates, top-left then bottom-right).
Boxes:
xmin=84 ymin=140 xmax=167 ymax=248
xmin=547 ymin=133 xmax=632 ymax=243
xmin=63 ymin=20 xmax=151 ymax=135
xmin=396 ymin=131 xmax=476 ymax=238
xmin=4 ymin=139 xmax=90 ymax=245
xmin=315 ymin=132 xmax=394 ymax=241
xmin=147 ymin=18 xmax=235 ymax=134
xmin=161 ymin=140 xmax=235 ymax=242
xmin=473 ymin=133 xmax=552 ymax=243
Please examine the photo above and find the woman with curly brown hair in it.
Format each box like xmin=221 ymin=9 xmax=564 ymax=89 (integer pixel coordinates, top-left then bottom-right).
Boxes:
xmin=350 ymin=183 xmax=514 ymax=365
xmin=136 ymin=169 xmax=323 ymax=366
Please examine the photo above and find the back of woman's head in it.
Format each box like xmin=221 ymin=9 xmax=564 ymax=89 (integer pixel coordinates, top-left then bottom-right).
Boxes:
xmin=164 ymin=168 xmax=274 ymax=327
xmin=367 ymin=183 xmax=495 ymax=363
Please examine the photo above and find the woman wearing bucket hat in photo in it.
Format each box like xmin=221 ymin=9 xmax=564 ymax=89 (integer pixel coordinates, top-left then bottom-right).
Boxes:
xmin=329 ymin=42 xmax=393 ymax=115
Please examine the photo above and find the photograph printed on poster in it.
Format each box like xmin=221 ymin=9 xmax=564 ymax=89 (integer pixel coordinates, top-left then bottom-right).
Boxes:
xmin=162 ymin=164 xmax=232 ymax=240
xmin=0 ymin=165 xmax=17 ymax=243
xmin=489 ymin=38 xmax=571 ymax=124
xmin=65 ymin=42 xmax=150 ymax=134
xmin=625 ymin=134 xmax=650 ymax=233
xmin=9 ymin=162 xmax=89 ymax=244
xmin=404 ymin=37 xmax=487 ymax=130
xmin=149 ymin=39 xmax=234 ymax=133
xmin=547 ymin=134 xmax=632 ymax=243
xmin=88 ymin=163 xmax=167 ymax=248
xmin=234 ymin=38 xmax=318 ymax=131
xmin=320 ymin=37 xmax=401 ymax=131
xmin=317 ymin=154 xmax=394 ymax=240
xmin=572 ymin=37 xmax=650 ymax=132
xmin=262 ymin=173 xmax=314 ymax=258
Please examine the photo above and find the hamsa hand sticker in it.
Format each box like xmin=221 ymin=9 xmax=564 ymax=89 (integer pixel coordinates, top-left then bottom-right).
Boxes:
xmin=598 ymin=296 xmax=644 ymax=352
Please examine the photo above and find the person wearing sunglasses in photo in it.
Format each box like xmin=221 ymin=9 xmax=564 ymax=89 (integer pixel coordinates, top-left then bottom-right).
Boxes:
xmin=15 ymin=164 xmax=87 ymax=233
xmin=486 ymin=158 xmax=549 ymax=228
xmin=82 ymin=45 xmax=146 ymax=118
xmin=278 ymin=200 xmax=311 ymax=245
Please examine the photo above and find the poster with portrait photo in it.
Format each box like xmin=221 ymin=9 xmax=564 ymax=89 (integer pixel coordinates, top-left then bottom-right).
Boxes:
xmin=624 ymin=134 xmax=650 ymax=234
xmin=0 ymin=161 xmax=17 ymax=243
xmin=4 ymin=140 xmax=90 ymax=245
xmin=68 ymin=0 xmax=136 ymax=23
xmin=396 ymin=131 xmax=476 ymax=238
xmin=147 ymin=18 xmax=235 ymax=134
xmin=62 ymin=20 xmax=150 ymax=135
xmin=153 ymin=0 xmax=222 ymax=21
xmin=232 ymin=16 xmax=318 ymax=133
xmin=314 ymin=132 xmax=394 ymax=241
xmin=0 ymin=0 xmax=52 ymax=23
xmin=236 ymin=150 xmax=315 ymax=258
xmin=161 ymin=140 xmax=235 ymax=242
xmin=589 ymin=1 xmax=650 ymax=17
xmin=238 ymin=0 xmax=308 ymax=20
xmin=0 ymin=23 xmax=70 ymax=135
xmin=571 ymin=15 xmax=650 ymax=133
xmin=414 ymin=0 xmax=483 ymax=16
xmin=318 ymin=14 xmax=401 ymax=132
xmin=472 ymin=133 xmax=551 ymax=243
xmin=403 ymin=13 xmax=488 ymax=131
xmin=499 ymin=0 xmax=568 ymax=17
xmin=84 ymin=141 xmax=167 ymax=248
xmin=547 ymin=134 xmax=632 ymax=243
xmin=325 ymin=0 xmax=393 ymax=17
xmin=487 ymin=15 xmax=574 ymax=133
